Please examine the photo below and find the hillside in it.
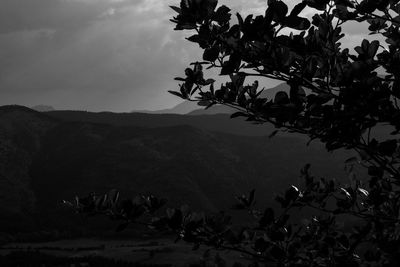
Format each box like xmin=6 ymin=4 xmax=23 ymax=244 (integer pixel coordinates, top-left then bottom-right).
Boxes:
xmin=0 ymin=105 xmax=355 ymax=237
xmin=0 ymin=106 xmax=57 ymax=232
xmin=133 ymin=101 xmax=199 ymax=114
xmin=45 ymin=110 xmax=278 ymax=137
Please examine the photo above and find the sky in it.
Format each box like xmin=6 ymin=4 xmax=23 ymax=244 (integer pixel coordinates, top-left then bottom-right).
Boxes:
xmin=0 ymin=0 xmax=379 ymax=112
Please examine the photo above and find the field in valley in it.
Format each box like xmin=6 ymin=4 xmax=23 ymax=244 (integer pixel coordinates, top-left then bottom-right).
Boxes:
xmin=0 ymin=238 xmax=246 ymax=266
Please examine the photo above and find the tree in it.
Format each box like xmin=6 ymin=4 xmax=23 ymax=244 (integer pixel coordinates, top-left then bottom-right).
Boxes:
xmin=69 ymin=0 xmax=400 ymax=266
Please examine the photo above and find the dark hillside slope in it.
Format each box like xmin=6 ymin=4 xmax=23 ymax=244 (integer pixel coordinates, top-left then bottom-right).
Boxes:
xmin=0 ymin=105 xmax=355 ymax=235
xmin=0 ymin=106 xmax=56 ymax=232
xmin=31 ymin=123 xmax=352 ymax=211
xmin=45 ymin=111 xmax=277 ymax=137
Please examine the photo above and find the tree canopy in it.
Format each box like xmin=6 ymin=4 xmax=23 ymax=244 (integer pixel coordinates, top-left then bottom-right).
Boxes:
xmin=69 ymin=0 xmax=400 ymax=266
xmin=168 ymin=0 xmax=400 ymax=265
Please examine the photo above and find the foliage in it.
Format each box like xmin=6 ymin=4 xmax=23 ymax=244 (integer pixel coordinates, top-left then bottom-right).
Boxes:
xmin=69 ymin=0 xmax=400 ymax=266
xmin=168 ymin=0 xmax=400 ymax=265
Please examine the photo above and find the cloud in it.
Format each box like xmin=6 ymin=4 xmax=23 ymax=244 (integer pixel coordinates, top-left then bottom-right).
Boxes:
xmin=0 ymin=0 xmax=377 ymax=111
xmin=0 ymin=0 xmax=202 ymax=111
xmin=0 ymin=0 xmax=142 ymax=34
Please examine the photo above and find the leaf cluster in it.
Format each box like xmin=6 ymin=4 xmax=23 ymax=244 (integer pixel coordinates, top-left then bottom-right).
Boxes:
xmin=167 ymin=0 xmax=400 ymax=265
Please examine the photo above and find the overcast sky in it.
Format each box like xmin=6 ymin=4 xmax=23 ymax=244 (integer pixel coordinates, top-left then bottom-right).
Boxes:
xmin=0 ymin=0 xmax=376 ymax=112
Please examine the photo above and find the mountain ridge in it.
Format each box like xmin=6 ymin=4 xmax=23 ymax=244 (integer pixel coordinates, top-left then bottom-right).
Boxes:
xmin=0 ymin=105 xmax=355 ymax=237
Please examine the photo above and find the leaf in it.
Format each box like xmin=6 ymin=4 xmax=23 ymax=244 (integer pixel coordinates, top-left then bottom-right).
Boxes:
xmin=285 ymin=186 xmax=300 ymax=202
xmin=180 ymin=0 xmax=190 ymax=10
xmin=358 ymin=188 xmax=369 ymax=197
xmin=289 ymin=2 xmax=307 ymax=17
xmin=108 ymin=189 xmax=119 ymax=205
xmin=203 ymin=46 xmax=219 ymax=61
xmin=213 ymin=5 xmax=231 ymax=24
xmin=335 ymin=0 xmax=354 ymax=8
xmin=358 ymin=0 xmax=377 ymax=13
xmin=345 ymin=157 xmax=358 ymax=164
xmin=210 ymin=83 xmax=215 ymax=95
xmin=170 ymin=5 xmax=181 ymax=14
xmin=190 ymin=85 xmax=199 ymax=95
xmin=168 ymin=90 xmax=184 ymax=98
xmin=230 ymin=112 xmax=248 ymax=118
xmin=186 ymin=34 xmax=201 ymax=43
xmin=334 ymin=5 xmax=357 ymax=20
xmin=340 ymin=188 xmax=352 ymax=200
xmin=361 ymin=39 xmax=369 ymax=52
xmin=220 ymin=53 xmax=241 ymax=75
xmin=367 ymin=18 xmax=387 ymax=32
xmin=270 ymin=1 xmax=288 ymax=22
xmin=203 ymin=79 xmax=215 ymax=85
xmin=305 ymin=0 xmax=329 ymax=11
xmin=193 ymin=62 xmax=203 ymax=73
xmin=230 ymin=73 xmax=246 ymax=88
xmin=175 ymin=22 xmax=197 ymax=30
xmin=181 ymin=83 xmax=191 ymax=97
xmin=95 ymin=194 xmax=107 ymax=209
xmin=269 ymin=130 xmax=279 ymax=138
xmin=62 ymin=200 xmax=73 ymax=207
xmin=236 ymin=13 xmax=244 ymax=27
xmin=248 ymin=81 xmax=259 ymax=98
xmin=285 ymin=16 xmax=310 ymax=30
xmin=337 ymin=234 xmax=349 ymax=249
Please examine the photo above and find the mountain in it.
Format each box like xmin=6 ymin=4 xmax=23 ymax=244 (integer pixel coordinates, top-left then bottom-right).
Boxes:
xmin=44 ymin=83 xmax=291 ymax=138
xmin=259 ymin=82 xmax=290 ymax=99
xmin=133 ymin=101 xmax=199 ymax=114
xmin=188 ymin=83 xmax=290 ymax=115
xmin=188 ymin=104 xmax=237 ymax=115
xmin=0 ymin=105 xmax=356 ymax=237
xmin=31 ymin=105 xmax=55 ymax=112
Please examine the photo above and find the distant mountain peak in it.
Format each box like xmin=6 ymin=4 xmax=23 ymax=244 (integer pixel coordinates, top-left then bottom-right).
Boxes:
xmin=132 ymin=101 xmax=199 ymax=114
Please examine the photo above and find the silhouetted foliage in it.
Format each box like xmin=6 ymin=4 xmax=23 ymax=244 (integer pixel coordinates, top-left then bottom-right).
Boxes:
xmin=169 ymin=0 xmax=400 ymax=265
xmin=69 ymin=0 xmax=400 ymax=266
